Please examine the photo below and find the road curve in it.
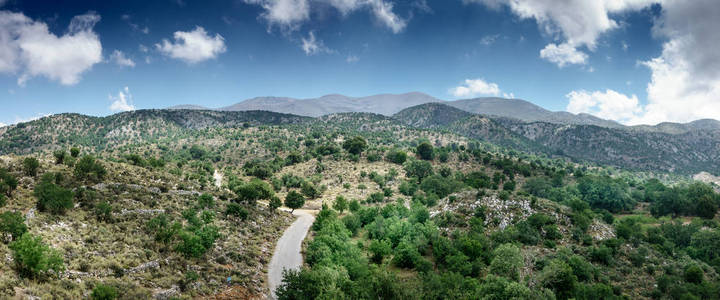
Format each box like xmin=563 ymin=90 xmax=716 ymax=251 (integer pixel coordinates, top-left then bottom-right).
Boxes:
xmin=267 ymin=210 xmax=315 ymax=299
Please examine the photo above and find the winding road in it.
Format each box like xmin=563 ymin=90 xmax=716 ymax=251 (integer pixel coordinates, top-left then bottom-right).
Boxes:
xmin=267 ymin=210 xmax=315 ymax=299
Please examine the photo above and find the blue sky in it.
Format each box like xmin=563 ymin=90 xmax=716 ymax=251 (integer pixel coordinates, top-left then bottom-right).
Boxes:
xmin=0 ymin=0 xmax=718 ymax=125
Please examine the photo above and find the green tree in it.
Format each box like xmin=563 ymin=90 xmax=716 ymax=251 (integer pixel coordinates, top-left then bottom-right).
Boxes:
xmin=22 ymin=157 xmax=40 ymax=177
xmin=0 ymin=211 xmax=27 ymax=240
xmin=270 ymin=196 xmax=283 ymax=211
xmin=333 ymin=196 xmax=348 ymax=213
xmin=385 ymin=149 xmax=407 ymax=164
xmin=225 ymin=203 xmax=249 ymax=220
xmin=369 ymin=239 xmax=392 ymax=264
xmin=416 ymin=142 xmax=434 ymax=160
xmin=285 ymin=191 xmax=305 ymax=213
xmin=540 ymin=259 xmax=577 ymax=299
xmin=0 ymin=168 xmax=18 ymax=197
xmin=70 ymin=147 xmax=80 ymax=158
xmin=198 ymin=193 xmax=215 ymax=208
xmin=53 ymin=150 xmax=67 ymax=165
xmin=684 ymin=264 xmax=703 ymax=284
xmin=489 ymin=243 xmax=524 ymax=280
xmin=34 ymin=173 xmax=74 ymax=215
xmin=9 ymin=233 xmax=64 ymax=278
xmin=404 ymin=159 xmax=433 ymax=181
xmin=74 ymin=155 xmax=107 ymax=183
xmin=233 ymin=179 xmax=274 ymax=204
xmin=91 ymin=284 xmax=118 ymax=300
xmin=342 ymin=136 xmax=368 ymax=155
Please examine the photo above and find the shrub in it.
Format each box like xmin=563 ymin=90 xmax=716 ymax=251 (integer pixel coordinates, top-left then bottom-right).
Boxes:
xmin=22 ymin=157 xmax=40 ymax=177
xmin=270 ymin=196 xmax=282 ymax=211
xmin=333 ymin=196 xmax=348 ymax=213
xmin=9 ymin=233 xmax=64 ymax=278
xmin=70 ymin=147 xmax=80 ymax=157
xmin=94 ymin=201 xmax=113 ymax=222
xmin=285 ymin=191 xmax=305 ymax=213
xmin=91 ymin=284 xmax=118 ymax=300
xmin=404 ymin=159 xmax=433 ymax=181
xmin=0 ymin=211 xmax=27 ymax=240
xmin=198 ymin=193 xmax=215 ymax=208
xmin=35 ymin=173 xmax=74 ymax=215
xmin=416 ymin=142 xmax=434 ymax=160
xmin=489 ymin=243 xmax=523 ymax=280
xmin=540 ymin=259 xmax=577 ymax=299
xmin=53 ymin=150 xmax=67 ymax=164
xmin=684 ymin=264 xmax=703 ymax=284
xmin=233 ymin=179 xmax=274 ymax=204
xmin=225 ymin=203 xmax=249 ymax=220
xmin=301 ymin=181 xmax=319 ymax=199
xmin=74 ymin=155 xmax=107 ymax=183
xmin=385 ymin=149 xmax=407 ymax=164
xmin=342 ymin=136 xmax=367 ymax=155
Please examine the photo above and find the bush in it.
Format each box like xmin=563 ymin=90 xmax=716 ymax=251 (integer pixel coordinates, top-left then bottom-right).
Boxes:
xmin=270 ymin=196 xmax=282 ymax=211
xmin=684 ymin=264 xmax=703 ymax=284
xmin=490 ymin=243 xmax=523 ymax=280
xmin=22 ymin=157 xmax=40 ymax=177
xmin=0 ymin=211 xmax=27 ymax=240
xmin=285 ymin=191 xmax=305 ymax=213
xmin=342 ymin=136 xmax=367 ymax=155
xmin=385 ymin=149 xmax=407 ymax=164
xmin=404 ymin=159 xmax=433 ymax=181
xmin=74 ymin=155 xmax=107 ymax=183
xmin=35 ymin=173 xmax=74 ymax=215
xmin=9 ymin=233 xmax=64 ymax=278
xmin=233 ymin=179 xmax=274 ymax=204
xmin=0 ymin=169 xmax=18 ymax=197
xmin=226 ymin=203 xmax=249 ymax=220
xmin=333 ymin=196 xmax=348 ymax=213
xmin=198 ymin=193 xmax=215 ymax=208
xmin=94 ymin=201 xmax=113 ymax=222
xmin=70 ymin=147 xmax=80 ymax=158
xmin=91 ymin=284 xmax=118 ymax=300
xmin=301 ymin=181 xmax=319 ymax=199
xmin=416 ymin=142 xmax=434 ymax=160
xmin=540 ymin=259 xmax=577 ymax=299
xmin=369 ymin=239 xmax=392 ymax=264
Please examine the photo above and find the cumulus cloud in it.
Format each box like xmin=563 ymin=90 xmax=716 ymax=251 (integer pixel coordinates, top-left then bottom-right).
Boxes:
xmin=346 ymin=54 xmax=359 ymax=63
xmin=563 ymin=0 xmax=720 ymax=125
xmin=156 ymin=26 xmax=226 ymax=64
xmin=450 ymin=78 xmax=503 ymax=98
xmin=244 ymin=0 xmax=310 ymax=30
xmin=110 ymin=50 xmax=135 ymax=68
xmin=539 ymin=43 xmax=589 ymax=67
xmin=244 ymin=0 xmax=407 ymax=33
xmin=465 ymin=0 xmax=656 ymax=67
xmin=301 ymin=31 xmax=332 ymax=55
xmin=566 ymin=89 xmax=643 ymax=123
xmin=0 ymin=11 xmax=103 ymax=86
xmin=109 ymin=86 xmax=135 ymax=112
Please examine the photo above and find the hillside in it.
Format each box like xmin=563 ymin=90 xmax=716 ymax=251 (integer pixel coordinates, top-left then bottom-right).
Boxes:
xmin=394 ymin=103 xmax=720 ymax=175
xmin=0 ymin=107 xmax=718 ymax=299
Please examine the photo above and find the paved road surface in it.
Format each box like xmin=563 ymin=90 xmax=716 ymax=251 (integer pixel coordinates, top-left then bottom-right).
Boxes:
xmin=267 ymin=210 xmax=315 ymax=299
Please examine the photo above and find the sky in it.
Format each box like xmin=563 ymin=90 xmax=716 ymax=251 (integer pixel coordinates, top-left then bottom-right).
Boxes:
xmin=0 ymin=0 xmax=718 ymax=126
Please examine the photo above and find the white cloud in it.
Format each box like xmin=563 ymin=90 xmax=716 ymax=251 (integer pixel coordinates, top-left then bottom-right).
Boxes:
xmin=110 ymin=50 xmax=135 ymax=68
xmin=243 ymin=0 xmax=407 ymax=33
xmin=0 ymin=11 xmax=103 ymax=86
xmin=346 ymin=54 xmax=359 ymax=63
xmin=480 ymin=34 xmax=499 ymax=46
xmin=243 ymin=0 xmax=310 ymax=31
xmin=450 ymin=78 xmax=503 ymax=98
xmin=566 ymin=89 xmax=643 ymax=123
xmin=156 ymin=26 xmax=226 ymax=64
xmin=109 ymin=86 xmax=135 ymax=112
xmin=465 ymin=0 xmax=657 ymax=67
xmin=368 ymin=0 xmax=406 ymax=33
xmin=539 ymin=43 xmax=588 ymax=67
xmin=301 ymin=31 xmax=331 ymax=55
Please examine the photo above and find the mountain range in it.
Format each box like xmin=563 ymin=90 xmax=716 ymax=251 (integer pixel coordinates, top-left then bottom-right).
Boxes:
xmin=170 ymin=92 xmax=720 ymax=133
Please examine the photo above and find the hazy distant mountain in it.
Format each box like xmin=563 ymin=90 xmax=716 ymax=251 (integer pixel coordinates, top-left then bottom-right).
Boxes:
xmin=167 ymin=104 xmax=210 ymax=110
xmin=220 ymin=92 xmax=439 ymax=117
xmin=445 ymin=97 xmax=623 ymax=128
xmin=180 ymin=92 xmax=720 ymax=133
